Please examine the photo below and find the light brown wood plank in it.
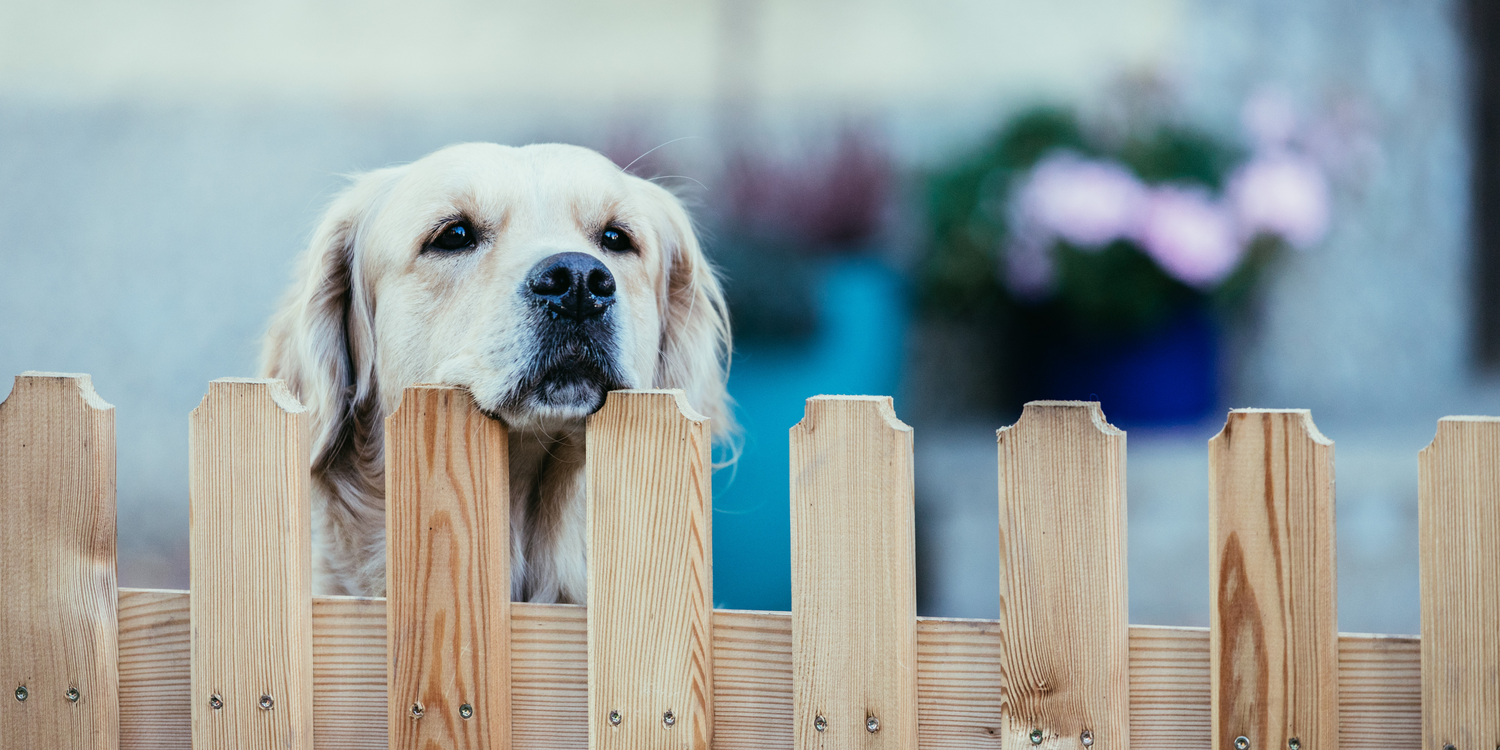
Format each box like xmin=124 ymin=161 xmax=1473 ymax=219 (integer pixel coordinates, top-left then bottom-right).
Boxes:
xmin=113 ymin=589 xmax=1424 ymax=749
xmin=586 ymin=390 xmax=714 ymax=750
xmin=0 ymin=372 xmax=118 ymax=750
xmin=1128 ymin=625 xmax=1210 ymax=750
xmin=189 ymin=378 xmax=315 ymax=749
xmin=314 ymin=596 xmax=387 ymax=750
xmin=385 ymin=385 xmax=510 ymax=750
xmin=1339 ymin=633 xmax=1420 ymax=750
xmin=1209 ymin=410 xmax=1338 ymax=750
xmin=790 ymin=395 xmax=917 ymax=750
xmin=714 ymin=609 xmax=794 ymax=750
xmin=996 ymin=401 xmax=1128 ymax=750
xmin=119 ymin=589 xmax=190 ymax=750
xmin=1420 ymin=416 xmax=1500 ymax=750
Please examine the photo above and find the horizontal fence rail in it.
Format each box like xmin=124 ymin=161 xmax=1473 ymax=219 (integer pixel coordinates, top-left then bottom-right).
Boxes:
xmin=1 ymin=371 xmax=1494 ymax=750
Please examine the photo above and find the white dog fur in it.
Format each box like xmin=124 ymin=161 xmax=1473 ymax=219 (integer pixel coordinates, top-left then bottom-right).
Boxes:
xmin=261 ymin=143 xmax=732 ymax=602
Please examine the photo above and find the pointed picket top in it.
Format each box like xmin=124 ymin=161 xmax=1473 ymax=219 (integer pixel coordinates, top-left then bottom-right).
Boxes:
xmin=996 ymin=399 xmax=1124 ymax=441
xmin=1419 ymin=415 xmax=1500 ymax=750
xmin=189 ymin=376 xmax=306 ymax=418
xmin=1211 ymin=407 xmax=1331 ymax=448
xmin=4 ymin=371 xmax=115 ymax=413
xmin=793 ymin=393 xmax=911 ymax=435
xmin=0 ymin=371 xmax=119 ymax=750
xmin=995 ymin=400 xmax=1127 ymax=750
xmin=1209 ymin=409 xmax=1337 ymax=750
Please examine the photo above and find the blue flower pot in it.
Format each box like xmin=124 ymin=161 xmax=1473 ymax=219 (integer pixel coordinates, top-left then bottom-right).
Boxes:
xmin=1043 ymin=309 xmax=1219 ymax=427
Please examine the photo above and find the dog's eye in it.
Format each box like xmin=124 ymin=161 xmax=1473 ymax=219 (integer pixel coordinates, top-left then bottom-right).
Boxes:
xmin=430 ymin=221 xmax=477 ymax=252
xmin=600 ymin=225 xmax=634 ymax=253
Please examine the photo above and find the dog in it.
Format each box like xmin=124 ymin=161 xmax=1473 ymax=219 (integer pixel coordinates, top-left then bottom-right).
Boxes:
xmin=260 ymin=142 xmax=732 ymax=602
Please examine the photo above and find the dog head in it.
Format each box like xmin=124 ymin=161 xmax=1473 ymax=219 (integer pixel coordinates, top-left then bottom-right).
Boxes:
xmin=262 ymin=143 xmax=732 ymax=494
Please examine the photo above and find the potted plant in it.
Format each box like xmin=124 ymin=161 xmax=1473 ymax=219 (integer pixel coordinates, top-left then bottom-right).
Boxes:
xmin=918 ymin=103 xmax=1329 ymax=425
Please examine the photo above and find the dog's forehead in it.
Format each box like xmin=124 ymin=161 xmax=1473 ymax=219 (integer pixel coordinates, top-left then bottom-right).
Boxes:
xmin=395 ymin=143 xmax=633 ymax=215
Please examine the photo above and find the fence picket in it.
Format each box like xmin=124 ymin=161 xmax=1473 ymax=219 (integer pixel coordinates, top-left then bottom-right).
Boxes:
xmin=188 ymin=378 xmax=314 ymax=749
xmin=587 ymin=390 xmax=713 ymax=750
xmin=790 ymin=395 xmax=917 ymax=750
xmin=996 ymin=401 xmax=1128 ymax=750
xmin=385 ymin=385 xmax=511 ymax=749
xmin=1419 ymin=417 xmax=1500 ymax=750
xmin=0 ymin=372 xmax=118 ymax=750
xmin=1209 ymin=410 xmax=1338 ymax=750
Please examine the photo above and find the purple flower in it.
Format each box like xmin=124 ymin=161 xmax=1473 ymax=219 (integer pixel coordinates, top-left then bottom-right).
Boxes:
xmin=1136 ymin=186 xmax=1243 ymax=288
xmin=1017 ymin=153 xmax=1147 ymax=249
xmin=1228 ymin=152 xmax=1330 ymax=249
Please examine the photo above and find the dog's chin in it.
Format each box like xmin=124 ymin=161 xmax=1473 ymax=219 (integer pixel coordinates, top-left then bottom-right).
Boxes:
xmin=488 ymin=368 xmax=622 ymax=432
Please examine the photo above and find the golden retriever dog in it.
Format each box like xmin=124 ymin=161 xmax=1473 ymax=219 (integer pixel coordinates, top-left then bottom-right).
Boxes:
xmin=260 ymin=143 xmax=732 ymax=602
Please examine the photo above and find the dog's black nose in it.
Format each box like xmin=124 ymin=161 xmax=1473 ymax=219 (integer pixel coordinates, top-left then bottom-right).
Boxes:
xmin=526 ymin=252 xmax=616 ymax=320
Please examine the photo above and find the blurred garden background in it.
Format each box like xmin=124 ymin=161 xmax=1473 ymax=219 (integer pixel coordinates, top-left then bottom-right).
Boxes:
xmin=0 ymin=0 xmax=1492 ymax=636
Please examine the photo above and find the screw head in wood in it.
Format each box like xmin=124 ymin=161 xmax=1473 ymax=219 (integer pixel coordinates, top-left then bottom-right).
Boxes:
xmin=1031 ymin=728 xmax=1044 ymax=745
xmin=867 ymin=716 xmax=880 ymax=733
xmin=410 ymin=702 xmax=424 ymax=719
xmin=1287 ymin=739 xmax=1300 ymax=750
xmin=1082 ymin=730 xmax=1094 ymax=747
xmin=258 ymin=695 xmax=274 ymax=711
xmin=608 ymin=709 xmax=622 ymax=726
xmin=663 ymin=710 xmax=676 ymax=727
xmin=1443 ymin=745 xmax=1455 ymax=750
xmin=65 ymin=688 xmax=80 ymax=703
xmin=209 ymin=694 xmax=223 ymax=710
xmin=14 ymin=686 xmax=27 ymax=702
xmin=1235 ymin=737 xmax=1250 ymax=750
xmin=814 ymin=715 xmax=827 ymax=732
xmin=459 ymin=703 xmax=474 ymax=719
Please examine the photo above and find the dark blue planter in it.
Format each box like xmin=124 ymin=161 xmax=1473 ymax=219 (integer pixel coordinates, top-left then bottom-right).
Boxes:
xmin=1044 ymin=309 xmax=1219 ymax=427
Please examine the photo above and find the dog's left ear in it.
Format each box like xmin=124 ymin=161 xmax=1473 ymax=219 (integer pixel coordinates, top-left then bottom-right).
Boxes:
xmin=645 ymin=184 xmax=736 ymax=439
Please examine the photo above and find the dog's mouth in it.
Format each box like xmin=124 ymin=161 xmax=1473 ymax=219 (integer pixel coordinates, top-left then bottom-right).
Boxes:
xmin=497 ymin=327 xmax=629 ymax=423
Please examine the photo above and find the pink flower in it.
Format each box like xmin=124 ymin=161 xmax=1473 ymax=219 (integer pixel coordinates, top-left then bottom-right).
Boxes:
xmin=1228 ymin=152 xmax=1330 ymax=249
xmin=1136 ymin=186 xmax=1243 ymax=288
xmin=1017 ymin=153 xmax=1147 ymax=248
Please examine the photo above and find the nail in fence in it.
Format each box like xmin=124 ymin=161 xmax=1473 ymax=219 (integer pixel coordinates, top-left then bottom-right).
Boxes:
xmin=5 ymin=373 xmax=1498 ymax=749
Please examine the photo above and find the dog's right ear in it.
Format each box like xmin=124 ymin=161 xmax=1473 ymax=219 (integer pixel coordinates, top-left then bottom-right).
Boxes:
xmin=261 ymin=169 xmax=397 ymax=495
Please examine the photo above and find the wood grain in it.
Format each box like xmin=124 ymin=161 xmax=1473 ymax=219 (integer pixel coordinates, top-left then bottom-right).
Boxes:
xmin=1209 ymin=410 xmax=1338 ymax=750
xmin=189 ymin=378 xmax=315 ymax=749
xmin=0 ymin=372 xmax=118 ymax=750
xmin=1419 ymin=416 xmax=1500 ymax=750
xmin=586 ymin=390 xmax=713 ymax=750
xmin=996 ymin=401 xmax=1128 ymax=750
xmin=385 ymin=385 xmax=510 ymax=750
xmin=111 ymin=589 xmax=1425 ymax=749
xmin=790 ymin=395 xmax=917 ymax=750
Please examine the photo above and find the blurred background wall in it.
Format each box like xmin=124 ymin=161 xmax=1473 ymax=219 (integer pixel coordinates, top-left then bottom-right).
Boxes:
xmin=0 ymin=0 xmax=1485 ymax=636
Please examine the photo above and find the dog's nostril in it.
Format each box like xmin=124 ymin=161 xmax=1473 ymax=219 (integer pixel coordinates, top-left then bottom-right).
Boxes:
xmin=587 ymin=269 xmax=616 ymax=298
xmin=530 ymin=267 xmax=571 ymax=296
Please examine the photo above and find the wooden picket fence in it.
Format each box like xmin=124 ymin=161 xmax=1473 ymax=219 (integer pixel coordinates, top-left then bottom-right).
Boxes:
xmin=0 ymin=370 xmax=1496 ymax=750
